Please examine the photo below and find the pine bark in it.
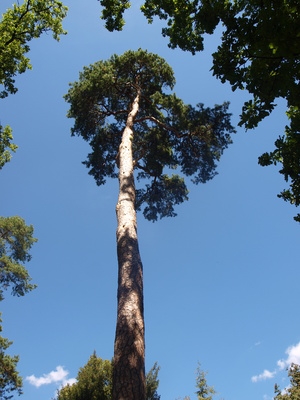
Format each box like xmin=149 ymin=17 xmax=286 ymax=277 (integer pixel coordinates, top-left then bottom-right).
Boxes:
xmin=113 ymin=88 xmax=146 ymax=400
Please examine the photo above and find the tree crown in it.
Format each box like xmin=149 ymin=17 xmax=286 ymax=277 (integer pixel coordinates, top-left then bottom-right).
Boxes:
xmin=56 ymin=353 xmax=161 ymax=400
xmin=0 ymin=0 xmax=68 ymax=98
xmin=274 ymin=364 xmax=300 ymax=399
xmin=65 ymin=49 xmax=234 ymax=221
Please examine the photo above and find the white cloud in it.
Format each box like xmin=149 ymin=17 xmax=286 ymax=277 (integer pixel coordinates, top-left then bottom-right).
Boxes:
xmin=251 ymin=369 xmax=276 ymax=383
xmin=251 ymin=341 xmax=300 ymax=385
xmin=26 ymin=366 xmax=75 ymax=388
xmin=277 ymin=359 xmax=286 ymax=370
xmin=281 ymin=384 xmax=291 ymax=395
xmin=62 ymin=377 xmax=77 ymax=387
xmin=277 ymin=342 xmax=300 ymax=370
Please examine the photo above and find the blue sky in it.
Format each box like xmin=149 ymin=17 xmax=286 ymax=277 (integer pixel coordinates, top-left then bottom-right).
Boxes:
xmin=1 ymin=1 xmax=299 ymax=400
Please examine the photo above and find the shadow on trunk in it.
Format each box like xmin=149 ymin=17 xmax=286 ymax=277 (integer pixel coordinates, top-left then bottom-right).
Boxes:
xmin=114 ymin=175 xmax=146 ymax=399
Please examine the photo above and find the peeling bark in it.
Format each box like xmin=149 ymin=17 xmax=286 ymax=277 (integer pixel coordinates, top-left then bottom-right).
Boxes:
xmin=113 ymin=88 xmax=146 ymax=400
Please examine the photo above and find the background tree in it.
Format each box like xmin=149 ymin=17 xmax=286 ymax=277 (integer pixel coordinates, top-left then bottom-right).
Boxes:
xmin=0 ymin=125 xmax=17 ymax=171
xmin=0 ymin=216 xmax=37 ymax=398
xmin=146 ymin=362 xmax=160 ymax=400
xmin=0 ymin=0 xmax=68 ymax=164
xmin=98 ymin=0 xmax=300 ymax=222
xmin=0 ymin=3 xmax=66 ymax=393
xmin=0 ymin=216 xmax=37 ymax=301
xmin=274 ymin=364 xmax=300 ymax=400
xmin=56 ymin=352 xmax=113 ymax=400
xmin=0 ymin=0 xmax=67 ymax=99
xmin=195 ymin=363 xmax=215 ymax=400
xmin=65 ymin=48 xmax=234 ymax=399
xmin=175 ymin=363 xmax=216 ymax=400
xmin=56 ymin=353 xmax=160 ymax=400
xmin=0 ymin=315 xmax=22 ymax=400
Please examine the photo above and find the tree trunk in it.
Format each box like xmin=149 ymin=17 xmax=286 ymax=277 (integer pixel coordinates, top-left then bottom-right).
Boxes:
xmin=113 ymin=88 xmax=146 ymax=400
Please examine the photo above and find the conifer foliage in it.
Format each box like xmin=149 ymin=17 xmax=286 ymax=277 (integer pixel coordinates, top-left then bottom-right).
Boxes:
xmin=274 ymin=364 xmax=300 ymax=400
xmin=195 ymin=363 xmax=215 ymax=400
xmin=0 ymin=316 xmax=22 ymax=400
xmin=0 ymin=216 xmax=37 ymax=398
xmin=65 ymin=49 xmax=234 ymax=221
xmin=56 ymin=353 xmax=161 ymax=400
xmin=57 ymin=353 xmax=113 ymax=400
xmin=0 ymin=216 xmax=37 ymax=301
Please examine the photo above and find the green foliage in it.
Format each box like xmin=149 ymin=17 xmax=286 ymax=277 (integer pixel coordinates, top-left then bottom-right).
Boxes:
xmin=0 ymin=216 xmax=37 ymax=301
xmin=0 ymin=3 xmax=48 ymax=397
xmin=0 ymin=216 xmax=36 ymax=398
xmin=0 ymin=0 xmax=68 ymax=98
xmin=57 ymin=352 xmax=113 ymax=400
xmin=65 ymin=49 xmax=234 ymax=221
xmin=101 ymin=0 xmax=299 ymax=126
xmin=56 ymin=353 xmax=160 ymax=400
xmin=177 ymin=363 xmax=216 ymax=400
xmin=206 ymin=1 xmax=300 ymax=129
xmin=99 ymin=0 xmax=130 ymax=31
xmin=135 ymin=174 xmax=189 ymax=221
xmin=143 ymin=0 xmax=300 ymax=222
xmin=274 ymin=364 xmax=300 ymax=400
xmin=0 ymin=125 xmax=17 ymax=170
xmin=146 ymin=362 xmax=160 ymax=400
xmin=259 ymin=107 xmax=300 ymax=222
xmin=195 ymin=363 xmax=215 ymax=400
xmin=98 ymin=0 xmax=300 ymax=222
xmin=0 ymin=315 xmax=22 ymax=400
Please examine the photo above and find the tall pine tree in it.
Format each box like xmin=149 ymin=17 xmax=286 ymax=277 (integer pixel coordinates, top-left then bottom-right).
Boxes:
xmin=65 ymin=49 xmax=234 ymax=399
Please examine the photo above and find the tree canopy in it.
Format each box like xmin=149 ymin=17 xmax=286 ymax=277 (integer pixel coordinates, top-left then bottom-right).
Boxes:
xmin=0 ymin=0 xmax=68 ymax=168
xmin=57 ymin=353 xmax=113 ymax=400
xmin=0 ymin=216 xmax=37 ymax=398
xmin=65 ymin=48 xmax=234 ymax=222
xmin=0 ymin=0 xmax=68 ymax=99
xmin=0 ymin=216 xmax=37 ymax=301
xmin=56 ymin=353 xmax=161 ymax=400
xmin=98 ymin=0 xmax=300 ymax=222
xmin=195 ymin=363 xmax=215 ymax=400
xmin=146 ymin=362 xmax=160 ymax=400
xmin=274 ymin=364 xmax=300 ymax=400
xmin=0 ymin=125 xmax=17 ymax=171
xmin=175 ymin=363 xmax=216 ymax=400
xmin=0 ymin=315 xmax=22 ymax=400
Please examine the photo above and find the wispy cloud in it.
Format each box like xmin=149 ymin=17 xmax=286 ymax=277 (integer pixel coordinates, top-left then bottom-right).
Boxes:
xmin=26 ymin=366 xmax=76 ymax=388
xmin=251 ymin=369 xmax=276 ymax=383
xmin=251 ymin=341 xmax=300 ymax=384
